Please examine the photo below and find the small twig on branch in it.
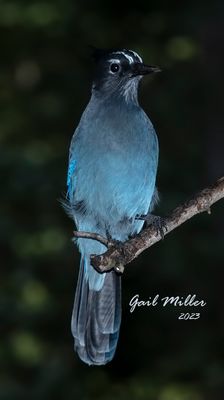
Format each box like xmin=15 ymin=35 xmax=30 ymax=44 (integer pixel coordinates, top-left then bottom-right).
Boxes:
xmin=73 ymin=230 xmax=109 ymax=247
xmin=73 ymin=177 xmax=224 ymax=274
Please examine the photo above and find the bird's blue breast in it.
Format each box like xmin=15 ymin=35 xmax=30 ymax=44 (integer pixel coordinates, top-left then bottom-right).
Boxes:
xmin=68 ymin=97 xmax=158 ymax=235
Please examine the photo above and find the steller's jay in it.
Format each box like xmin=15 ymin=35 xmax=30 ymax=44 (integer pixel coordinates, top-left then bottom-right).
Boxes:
xmin=64 ymin=48 xmax=161 ymax=365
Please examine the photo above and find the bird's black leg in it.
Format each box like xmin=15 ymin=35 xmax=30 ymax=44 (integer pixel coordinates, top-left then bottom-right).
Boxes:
xmin=135 ymin=213 xmax=168 ymax=239
xmin=105 ymin=227 xmax=112 ymax=241
xmin=105 ymin=227 xmax=123 ymax=247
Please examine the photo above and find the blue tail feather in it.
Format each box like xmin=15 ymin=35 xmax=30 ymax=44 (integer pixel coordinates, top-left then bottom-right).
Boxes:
xmin=71 ymin=257 xmax=121 ymax=365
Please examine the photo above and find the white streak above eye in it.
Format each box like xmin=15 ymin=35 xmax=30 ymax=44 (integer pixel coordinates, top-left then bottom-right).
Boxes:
xmin=112 ymin=51 xmax=134 ymax=64
xmin=108 ymin=58 xmax=121 ymax=64
xmin=129 ymin=50 xmax=143 ymax=63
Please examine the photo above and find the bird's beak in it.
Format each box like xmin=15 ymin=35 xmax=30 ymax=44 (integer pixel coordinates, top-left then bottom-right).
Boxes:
xmin=132 ymin=63 xmax=161 ymax=76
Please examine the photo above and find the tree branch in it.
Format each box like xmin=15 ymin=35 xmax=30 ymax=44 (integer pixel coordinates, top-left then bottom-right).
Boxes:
xmin=73 ymin=177 xmax=224 ymax=274
xmin=73 ymin=230 xmax=109 ymax=247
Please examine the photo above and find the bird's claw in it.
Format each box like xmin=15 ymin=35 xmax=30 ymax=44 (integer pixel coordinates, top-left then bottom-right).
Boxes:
xmin=107 ymin=238 xmax=122 ymax=248
xmin=136 ymin=214 xmax=168 ymax=239
xmin=106 ymin=238 xmax=125 ymax=275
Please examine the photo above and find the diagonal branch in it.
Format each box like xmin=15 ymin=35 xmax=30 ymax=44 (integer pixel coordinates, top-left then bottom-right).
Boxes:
xmin=73 ymin=177 xmax=224 ymax=274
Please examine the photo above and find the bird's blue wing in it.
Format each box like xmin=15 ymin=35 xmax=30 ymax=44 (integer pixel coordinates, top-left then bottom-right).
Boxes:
xmin=66 ymin=159 xmax=77 ymax=199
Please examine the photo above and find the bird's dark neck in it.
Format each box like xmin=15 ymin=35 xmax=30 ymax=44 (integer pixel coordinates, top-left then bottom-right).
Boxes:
xmin=91 ymin=86 xmax=140 ymax=108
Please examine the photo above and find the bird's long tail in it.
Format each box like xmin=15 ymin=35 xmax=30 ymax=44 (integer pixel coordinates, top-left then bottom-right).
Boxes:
xmin=71 ymin=256 xmax=121 ymax=365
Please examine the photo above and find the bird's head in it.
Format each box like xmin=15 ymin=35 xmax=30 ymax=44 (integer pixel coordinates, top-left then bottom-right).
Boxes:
xmin=91 ymin=48 xmax=161 ymax=103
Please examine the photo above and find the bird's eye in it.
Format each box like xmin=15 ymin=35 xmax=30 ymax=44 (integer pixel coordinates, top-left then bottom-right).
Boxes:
xmin=110 ymin=63 xmax=120 ymax=73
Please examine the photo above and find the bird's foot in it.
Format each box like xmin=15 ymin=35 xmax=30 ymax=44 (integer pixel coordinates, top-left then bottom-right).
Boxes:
xmin=105 ymin=229 xmax=123 ymax=249
xmin=135 ymin=213 xmax=168 ymax=239
xmin=109 ymin=239 xmax=125 ymax=274
xmin=105 ymin=235 xmax=125 ymax=274
xmin=107 ymin=238 xmax=123 ymax=248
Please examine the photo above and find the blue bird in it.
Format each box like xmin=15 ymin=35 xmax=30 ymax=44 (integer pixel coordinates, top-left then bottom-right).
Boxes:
xmin=65 ymin=48 xmax=161 ymax=365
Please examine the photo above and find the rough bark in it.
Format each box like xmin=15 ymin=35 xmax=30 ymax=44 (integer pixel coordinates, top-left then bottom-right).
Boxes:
xmin=73 ymin=177 xmax=224 ymax=274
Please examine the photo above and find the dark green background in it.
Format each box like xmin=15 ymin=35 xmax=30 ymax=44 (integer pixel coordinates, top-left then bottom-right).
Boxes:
xmin=1 ymin=1 xmax=224 ymax=399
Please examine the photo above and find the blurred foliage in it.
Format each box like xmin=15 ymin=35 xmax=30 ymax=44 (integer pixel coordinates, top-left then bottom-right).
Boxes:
xmin=0 ymin=0 xmax=224 ymax=399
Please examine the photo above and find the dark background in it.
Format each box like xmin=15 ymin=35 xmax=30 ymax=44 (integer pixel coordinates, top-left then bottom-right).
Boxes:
xmin=1 ymin=1 xmax=224 ymax=399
